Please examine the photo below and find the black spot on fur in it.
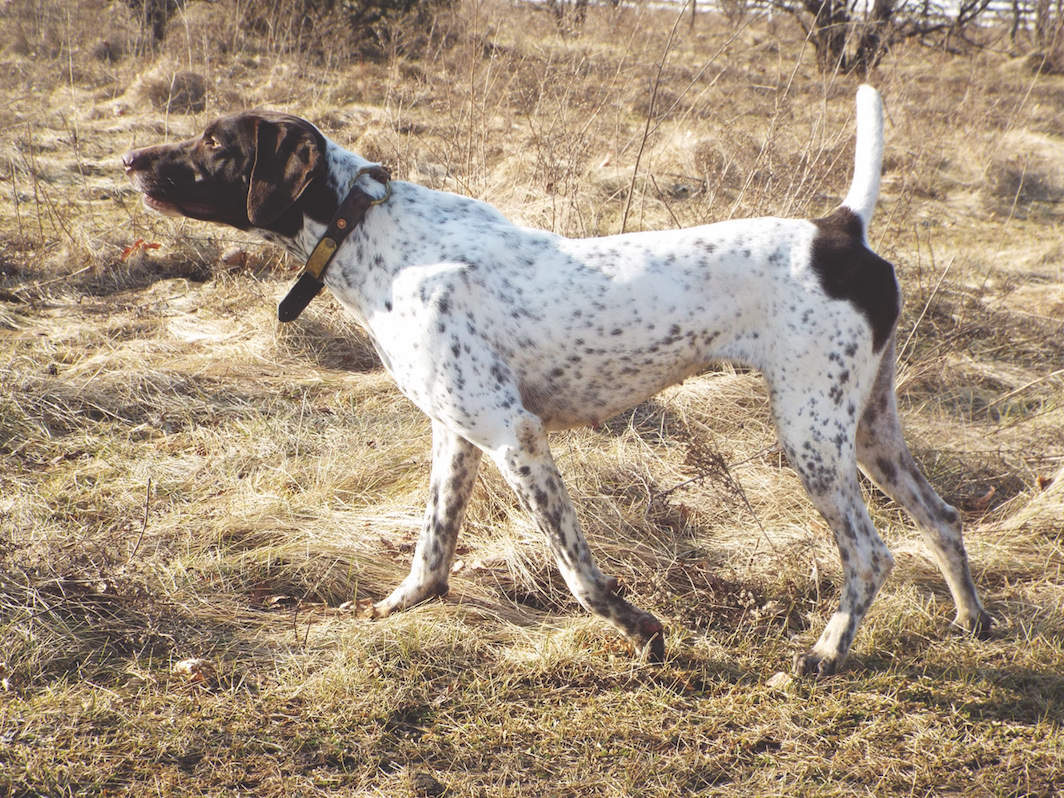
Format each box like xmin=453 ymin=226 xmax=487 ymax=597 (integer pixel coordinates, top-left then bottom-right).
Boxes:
xmin=875 ymin=456 xmax=897 ymax=482
xmin=811 ymin=208 xmax=899 ymax=351
xmin=862 ymin=402 xmax=879 ymax=425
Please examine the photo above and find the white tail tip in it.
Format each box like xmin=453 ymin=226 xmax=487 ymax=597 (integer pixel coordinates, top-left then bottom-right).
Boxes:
xmin=842 ymin=85 xmax=884 ymax=231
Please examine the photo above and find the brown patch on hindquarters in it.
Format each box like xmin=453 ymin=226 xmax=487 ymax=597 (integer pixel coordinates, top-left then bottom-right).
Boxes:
xmin=810 ymin=207 xmax=899 ymax=351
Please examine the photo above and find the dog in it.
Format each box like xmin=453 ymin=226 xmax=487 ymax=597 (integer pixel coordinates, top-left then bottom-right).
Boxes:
xmin=123 ymin=85 xmax=991 ymax=676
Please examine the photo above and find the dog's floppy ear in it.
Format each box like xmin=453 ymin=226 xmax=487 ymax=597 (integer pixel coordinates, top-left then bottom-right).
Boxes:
xmin=247 ymin=115 xmax=322 ymax=227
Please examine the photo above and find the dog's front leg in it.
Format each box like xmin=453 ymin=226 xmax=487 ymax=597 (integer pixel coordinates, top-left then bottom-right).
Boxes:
xmin=369 ymin=420 xmax=482 ymax=617
xmin=492 ymin=414 xmax=666 ymax=661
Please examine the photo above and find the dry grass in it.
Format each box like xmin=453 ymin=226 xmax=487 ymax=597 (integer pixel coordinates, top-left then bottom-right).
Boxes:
xmin=1 ymin=0 xmax=1063 ymax=795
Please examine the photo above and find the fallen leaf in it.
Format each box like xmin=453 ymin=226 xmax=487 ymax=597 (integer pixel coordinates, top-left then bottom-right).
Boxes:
xmin=970 ymin=486 xmax=996 ymax=512
xmin=120 ymin=239 xmax=161 ymax=261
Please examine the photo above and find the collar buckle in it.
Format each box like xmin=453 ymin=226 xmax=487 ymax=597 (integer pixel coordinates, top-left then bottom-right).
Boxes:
xmin=278 ymin=165 xmax=391 ymax=322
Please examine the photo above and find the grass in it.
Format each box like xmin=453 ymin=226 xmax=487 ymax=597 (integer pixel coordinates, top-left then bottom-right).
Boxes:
xmin=1 ymin=0 xmax=1063 ymax=795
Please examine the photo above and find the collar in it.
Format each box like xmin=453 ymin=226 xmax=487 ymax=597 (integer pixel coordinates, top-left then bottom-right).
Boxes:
xmin=277 ymin=164 xmax=391 ymax=323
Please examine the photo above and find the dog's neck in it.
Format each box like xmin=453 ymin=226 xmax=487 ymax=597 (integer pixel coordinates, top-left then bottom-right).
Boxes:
xmin=264 ymin=140 xmax=388 ymax=262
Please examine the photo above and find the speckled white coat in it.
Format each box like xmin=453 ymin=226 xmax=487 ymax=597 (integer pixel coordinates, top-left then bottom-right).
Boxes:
xmin=128 ymin=86 xmax=991 ymax=675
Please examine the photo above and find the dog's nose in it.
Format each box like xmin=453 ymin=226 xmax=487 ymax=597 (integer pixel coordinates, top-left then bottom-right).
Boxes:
xmin=122 ymin=148 xmax=147 ymax=173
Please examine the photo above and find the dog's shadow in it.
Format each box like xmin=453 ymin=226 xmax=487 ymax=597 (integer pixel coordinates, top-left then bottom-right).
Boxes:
xmin=599 ymin=398 xmax=687 ymax=444
xmin=275 ymin=313 xmax=382 ymax=373
xmin=850 ymin=656 xmax=1064 ymax=725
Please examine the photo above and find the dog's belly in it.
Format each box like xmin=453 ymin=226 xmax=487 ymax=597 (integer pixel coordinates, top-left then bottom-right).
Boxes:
xmin=517 ymin=355 xmax=705 ymax=429
xmin=508 ymin=320 xmax=726 ymax=429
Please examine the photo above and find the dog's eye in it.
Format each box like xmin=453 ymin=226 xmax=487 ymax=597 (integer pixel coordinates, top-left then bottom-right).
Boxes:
xmin=203 ymin=134 xmax=221 ymax=149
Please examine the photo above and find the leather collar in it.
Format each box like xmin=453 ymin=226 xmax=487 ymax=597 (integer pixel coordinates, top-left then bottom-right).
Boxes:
xmin=277 ymin=165 xmax=391 ymax=323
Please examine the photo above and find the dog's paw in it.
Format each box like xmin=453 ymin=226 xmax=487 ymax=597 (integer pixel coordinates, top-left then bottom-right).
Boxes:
xmin=957 ymin=608 xmax=994 ymax=640
xmin=357 ymin=598 xmax=389 ymax=619
xmin=359 ymin=581 xmax=449 ymax=620
xmin=632 ymin=615 xmax=665 ymax=664
xmin=792 ymin=650 xmax=841 ymax=679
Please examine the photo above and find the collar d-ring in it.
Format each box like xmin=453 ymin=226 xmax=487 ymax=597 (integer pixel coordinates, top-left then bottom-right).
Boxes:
xmin=356 ymin=164 xmax=391 ymax=206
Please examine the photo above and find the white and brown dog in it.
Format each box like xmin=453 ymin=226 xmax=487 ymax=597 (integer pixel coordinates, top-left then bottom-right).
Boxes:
xmin=124 ymin=86 xmax=990 ymax=676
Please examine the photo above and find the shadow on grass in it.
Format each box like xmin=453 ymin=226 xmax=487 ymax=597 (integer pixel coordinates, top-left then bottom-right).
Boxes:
xmin=274 ymin=314 xmax=382 ymax=373
xmin=73 ymin=252 xmax=213 ymax=298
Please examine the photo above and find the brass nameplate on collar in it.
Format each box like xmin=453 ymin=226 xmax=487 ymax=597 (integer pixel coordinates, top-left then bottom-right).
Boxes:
xmin=305 ymin=237 xmax=338 ymax=279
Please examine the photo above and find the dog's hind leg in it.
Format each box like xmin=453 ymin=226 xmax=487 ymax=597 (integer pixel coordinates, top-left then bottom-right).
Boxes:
xmin=792 ymin=481 xmax=893 ymax=678
xmin=767 ymin=364 xmax=895 ymax=677
xmin=490 ymin=412 xmax=666 ymax=661
xmin=856 ymin=340 xmax=991 ymax=637
xmin=369 ymin=420 xmax=482 ymax=617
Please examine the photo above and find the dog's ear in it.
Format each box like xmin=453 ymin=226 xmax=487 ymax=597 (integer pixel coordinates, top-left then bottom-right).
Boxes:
xmin=247 ymin=116 xmax=322 ymax=227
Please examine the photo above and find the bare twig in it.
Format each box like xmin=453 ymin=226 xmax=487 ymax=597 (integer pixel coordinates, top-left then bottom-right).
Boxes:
xmin=620 ymin=2 xmax=688 ymax=234
xmin=649 ymin=174 xmax=683 ymax=229
xmin=985 ymin=369 xmax=1064 ymax=412
xmin=898 ymin=254 xmax=954 ymax=366
xmin=128 ymin=478 xmax=152 ymax=562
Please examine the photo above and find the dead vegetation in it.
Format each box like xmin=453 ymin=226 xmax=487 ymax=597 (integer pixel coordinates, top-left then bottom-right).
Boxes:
xmin=1 ymin=0 xmax=1062 ymax=795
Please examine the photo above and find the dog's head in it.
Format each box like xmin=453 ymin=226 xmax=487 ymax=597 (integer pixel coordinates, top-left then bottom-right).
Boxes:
xmin=122 ymin=111 xmax=328 ymax=235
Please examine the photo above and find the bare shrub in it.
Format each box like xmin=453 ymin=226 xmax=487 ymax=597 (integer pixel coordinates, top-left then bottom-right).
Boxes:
xmin=762 ymin=0 xmax=997 ymax=73
xmin=145 ymin=70 xmax=207 ymax=113
xmin=236 ymin=0 xmax=459 ymax=59
xmin=985 ymin=131 xmax=1064 ymax=218
xmin=126 ymin=0 xmax=186 ymax=42
xmin=1035 ymin=0 xmax=1064 ymax=50
xmin=91 ymin=39 xmax=125 ymax=63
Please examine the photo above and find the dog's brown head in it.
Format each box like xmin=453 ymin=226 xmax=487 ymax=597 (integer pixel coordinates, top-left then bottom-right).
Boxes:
xmin=123 ymin=111 xmax=332 ymax=236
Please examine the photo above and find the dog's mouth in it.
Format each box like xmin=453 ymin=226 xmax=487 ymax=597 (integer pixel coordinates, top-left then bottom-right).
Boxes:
xmin=142 ymin=191 xmax=227 ymax=222
xmin=142 ymin=193 xmax=185 ymax=217
xmin=127 ymin=170 xmax=225 ymax=221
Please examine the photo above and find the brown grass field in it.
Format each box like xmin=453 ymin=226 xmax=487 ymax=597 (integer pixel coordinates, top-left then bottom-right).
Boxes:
xmin=1 ymin=0 xmax=1063 ymax=795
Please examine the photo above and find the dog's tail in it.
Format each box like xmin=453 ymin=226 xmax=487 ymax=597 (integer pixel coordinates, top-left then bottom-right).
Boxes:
xmin=841 ymin=84 xmax=884 ymax=232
